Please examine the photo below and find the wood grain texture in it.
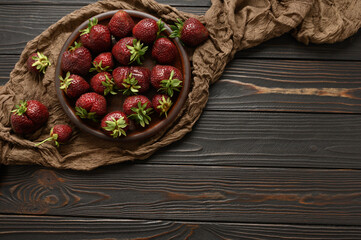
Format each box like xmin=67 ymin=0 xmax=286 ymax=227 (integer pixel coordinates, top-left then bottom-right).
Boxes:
xmin=2 ymin=57 xmax=361 ymax=113
xmin=208 ymin=59 xmax=361 ymax=113
xmin=0 ymin=5 xmax=208 ymax=55
xmin=1 ymin=214 xmax=361 ymax=240
xmin=239 ymin=30 xmax=361 ymax=61
xmin=1 ymin=165 xmax=361 ymax=225
xmin=0 ymin=55 xmax=17 ymax=85
xmin=150 ymin=111 xmax=361 ymax=169
xmin=0 ymin=5 xmax=360 ymax=61
xmin=0 ymin=0 xmax=211 ymax=7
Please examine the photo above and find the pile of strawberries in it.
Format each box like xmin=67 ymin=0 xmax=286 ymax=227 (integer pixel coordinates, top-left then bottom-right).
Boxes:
xmin=59 ymin=10 xmax=208 ymax=139
xmin=11 ymin=10 xmax=208 ymax=146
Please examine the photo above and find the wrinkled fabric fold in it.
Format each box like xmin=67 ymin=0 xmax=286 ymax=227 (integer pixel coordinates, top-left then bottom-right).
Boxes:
xmin=0 ymin=0 xmax=360 ymax=170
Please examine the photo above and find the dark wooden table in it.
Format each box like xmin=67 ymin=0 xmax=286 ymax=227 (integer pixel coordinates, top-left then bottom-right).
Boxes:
xmin=1 ymin=0 xmax=361 ymax=239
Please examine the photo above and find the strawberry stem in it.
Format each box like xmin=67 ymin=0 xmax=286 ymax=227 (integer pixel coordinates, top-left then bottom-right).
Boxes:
xmin=59 ymin=72 xmax=72 ymax=93
xmin=169 ymin=18 xmax=184 ymax=39
xmin=79 ymin=17 xmax=98 ymax=36
xmin=128 ymin=101 xmax=153 ymax=127
xmin=11 ymin=100 xmax=28 ymax=116
xmin=35 ymin=127 xmax=59 ymax=147
xmin=101 ymin=74 xmax=117 ymax=96
xmin=159 ymin=70 xmax=182 ymax=97
xmin=75 ymin=106 xmax=98 ymax=122
xmin=157 ymin=96 xmax=173 ymax=118
xmin=31 ymin=52 xmax=51 ymax=74
xmin=69 ymin=41 xmax=82 ymax=51
xmin=156 ymin=19 xmax=167 ymax=38
xmin=126 ymin=39 xmax=148 ymax=65
xmin=102 ymin=116 xmax=128 ymax=138
xmin=89 ymin=60 xmax=112 ymax=73
xmin=121 ymin=73 xmax=141 ymax=96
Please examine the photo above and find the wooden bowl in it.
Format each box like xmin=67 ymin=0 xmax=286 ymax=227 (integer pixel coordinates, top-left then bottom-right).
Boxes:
xmin=55 ymin=10 xmax=190 ymax=142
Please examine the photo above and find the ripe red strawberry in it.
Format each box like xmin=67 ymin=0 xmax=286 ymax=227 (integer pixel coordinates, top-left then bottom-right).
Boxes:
xmin=170 ymin=18 xmax=209 ymax=47
xmin=151 ymin=37 xmax=177 ymax=64
xmin=112 ymin=37 xmax=148 ymax=65
xmin=59 ymin=72 xmax=90 ymax=99
xmin=35 ymin=124 xmax=73 ymax=147
xmin=90 ymin=52 xmax=114 ymax=73
xmin=61 ymin=41 xmax=92 ymax=76
xmin=152 ymin=94 xmax=173 ymax=118
xmin=132 ymin=18 xmax=166 ymax=44
xmin=11 ymin=100 xmax=49 ymax=134
xmin=108 ymin=10 xmax=135 ymax=39
xmin=101 ymin=111 xmax=129 ymax=138
xmin=90 ymin=72 xmax=117 ymax=96
xmin=113 ymin=66 xmax=150 ymax=95
xmin=75 ymin=92 xmax=107 ymax=121
xmin=123 ymin=95 xmax=153 ymax=127
xmin=27 ymin=52 xmax=51 ymax=74
xmin=151 ymin=65 xmax=183 ymax=97
xmin=80 ymin=18 xmax=111 ymax=54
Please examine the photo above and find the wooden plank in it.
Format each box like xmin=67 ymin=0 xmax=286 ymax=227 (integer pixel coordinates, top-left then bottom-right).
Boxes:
xmin=0 ymin=55 xmax=16 ymax=86
xmin=0 ymin=5 xmax=360 ymax=61
xmin=1 ymin=165 xmax=361 ymax=225
xmin=239 ymin=30 xmax=361 ymax=61
xmin=208 ymin=59 xmax=361 ymax=113
xmin=2 ymin=57 xmax=361 ymax=113
xmin=1 ymin=214 xmax=361 ymax=240
xmin=151 ymin=111 xmax=361 ymax=169
xmin=0 ymin=5 xmax=208 ymax=55
xmin=0 ymin=0 xmax=211 ymax=7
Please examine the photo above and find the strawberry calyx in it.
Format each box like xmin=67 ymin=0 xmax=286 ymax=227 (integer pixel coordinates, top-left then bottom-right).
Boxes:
xmin=59 ymin=72 xmax=72 ymax=93
xmin=159 ymin=70 xmax=182 ymax=97
xmin=69 ymin=41 xmax=82 ymax=51
xmin=79 ymin=17 xmax=98 ymax=36
xmin=89 ymin=60 xmax=112 ymax=73
xmin=157 ymin=96 xmax=173 ymax=118
xmin=102 ymin=116 xmax=128 ymax=138
xmin=34 ymin=127 xmax=60 ymax=147
xmin=121 ymin=73 xmax=141 ymax=96
xmin=31 ymin=52 xmax=51 ymax=74
xmin=169 ymin=18 xmax=184 ymax=39
xmin=126 ymin=39 xmax=148 ymax=65
xmin=101 ymin=74 xmax=118 ymax=96
xmin=11 ymin=100 xmax=28 ymax=116
xmin=75 ymin=106 xmax=98 ymax=122
xmin=128 ymin=101 xmax=153 ymax=127
xmin=156 ymin=19 xmax=167 ymax=38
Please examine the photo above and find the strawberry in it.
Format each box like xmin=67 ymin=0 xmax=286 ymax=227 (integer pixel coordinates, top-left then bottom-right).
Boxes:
xmin=90 ymin=72 xmax=117 ymax=96
xmin=90 ymin=52 xmax=114 ymax=73
xmin=75 ymin=92 xmax=107 ymax=121
xmin=80 ymin=18 xmax=111 ymax=54
xmin=170 ymin=18 xmax=209 ymax=47
xmin=113 ymin=66 xmax=150 ymax=95
xmin=151 ymin=37 xmax=177 ymax=64
xmin=108 ymin=10 xmax=135 ymax=39
xmin=123 ymin=95 xmax=153 ymax=127
xmin=132 ymin=18 xmax=166 ymax=44
xmin=101 ymin=111 xmax=129 ymax=138
xmin=152 ymin=94 xmax=173 ymax=118
xmin=150 ymin=65 xmax=183 ymax=97
xmin=35 ymin=124 xmax=73 ymax=147
xmin=27 ymin=52 xmax=51 ymax=74
xmin=61 ymin=41 xmax=92 ymax=76
xmin=59 ymin=72 xmax=90 ymax=99
xmin=112 ymin=37 xmax=148 ymax=65
xmin=11 ymin=100 xmax=49 ymax=134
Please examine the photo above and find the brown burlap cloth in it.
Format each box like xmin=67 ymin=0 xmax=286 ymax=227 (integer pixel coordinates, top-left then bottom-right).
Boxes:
xmin=0 ymin=0 xmax=360 ymax=170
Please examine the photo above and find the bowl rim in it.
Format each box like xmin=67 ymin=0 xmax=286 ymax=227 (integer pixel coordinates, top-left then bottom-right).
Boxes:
xmin=55 ymin=10 xmax=191 ymax=142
